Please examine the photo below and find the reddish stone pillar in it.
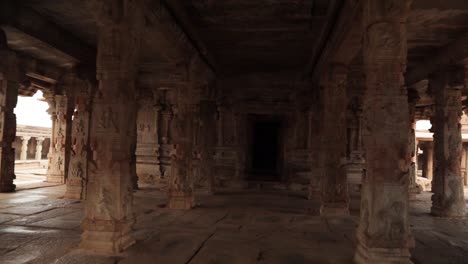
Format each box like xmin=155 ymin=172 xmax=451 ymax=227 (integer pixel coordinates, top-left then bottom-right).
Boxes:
xmin=167 ymin=98 xmax=196 ymax=209
xmin=65 ymin=78 xmax=92 ymax=200
xmin=80 ymin=0 xmax=144 ymax=254
xmin=355 ymin=1 xmax=413 ymax=263
xmin=426 ymin=142 xmax=434 ymax=181
xmin=0 ymin=38 xmax=18 ymax=192
xmin=429 ymin=67 xmax=466 ymax=217
xmin=46 ymin=94 xmax=73 ymax=183
xmin=320 ymin=64 xmax=350 ymax=216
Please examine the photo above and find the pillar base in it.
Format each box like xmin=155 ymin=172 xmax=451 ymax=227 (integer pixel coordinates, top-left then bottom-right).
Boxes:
xmin=80 ymin=219 xmax=135 ymax=255
xmin=46 ymin=174 xmax=65 ymax=184
xmin=430 ymin=204 xmax=466 ymax=218
xmin=320 ymin=202 xmax=349 ymax=216
xmin=0 ymin=182 xmax=15 ymax=192
xmin=167 ymin=191 xmax=195 ymax=209
xmin=354 ymin=240 xmax=413 ymax=264
xmin=64 ymin=187 xmax=84 ymax=200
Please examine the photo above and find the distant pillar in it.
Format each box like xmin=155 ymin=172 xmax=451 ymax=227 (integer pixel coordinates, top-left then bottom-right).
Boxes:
xmin=35 ymin=137 xmax=44 ymax=160
xmin=426 ymin=141 xmax=434 ymax=181
xmin=20 ymin=136 xmax=31 ymax=161
xmin=429 ymin=66 xmax=466 ymax=217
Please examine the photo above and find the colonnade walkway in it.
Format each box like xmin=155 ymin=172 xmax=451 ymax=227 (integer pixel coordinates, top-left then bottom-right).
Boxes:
xmin=0 ymin=184 xmax=466 ymax=264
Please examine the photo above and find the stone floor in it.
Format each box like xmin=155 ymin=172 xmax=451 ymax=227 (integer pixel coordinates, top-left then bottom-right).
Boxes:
xmin=14 ymin=167 xmax=59 ymax=190
xmin=0 ymin=184 xmax=466 ymax=264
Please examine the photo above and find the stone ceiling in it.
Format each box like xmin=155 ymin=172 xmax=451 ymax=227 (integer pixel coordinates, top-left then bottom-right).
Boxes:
xmin=178 ymin=0 xmax=334 ymax=74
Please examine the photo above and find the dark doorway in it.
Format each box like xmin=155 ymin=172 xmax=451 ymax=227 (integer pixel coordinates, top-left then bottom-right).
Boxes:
xmin=249 ymin=119 xmax=282 ymax=181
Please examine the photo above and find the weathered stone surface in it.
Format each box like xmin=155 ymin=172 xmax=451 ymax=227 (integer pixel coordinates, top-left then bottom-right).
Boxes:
xmin=355 ymin=1 xmax=414 ymax=263
xmin=429 ymin=67 xmax=466 ymax=217
xmin=319 ymin=64 xmax=350 ymax=216
xmin=0 ymin=40 xmax=18 ymax=193
xmin=80 ymin=0 xmax=145 ymax=255
xmin=65 ymin=76 xmax=92 ymax=200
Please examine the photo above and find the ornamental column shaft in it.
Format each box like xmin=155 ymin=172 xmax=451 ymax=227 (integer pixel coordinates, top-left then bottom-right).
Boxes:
xmin=0 ymin=42 xmax=18 ymax=192
xmin=429 ymin=67 xmax=466 ymax=217
xmin=80 ymin=0 xmax=144 ymax=255
xmin=320 ymin=64 xmax=350 ymax=216
xmin=167 ymin=97 xmax=196 ymax=209
xmin=355 ymin=1 xmax=414 ymax=263
xmin=426 ymin=142 xmax=434 ymax=181
xmin=46 ymin=94 xmax=73 ymax=183
xmin=65 ymin=79 xmax=92 ymax=200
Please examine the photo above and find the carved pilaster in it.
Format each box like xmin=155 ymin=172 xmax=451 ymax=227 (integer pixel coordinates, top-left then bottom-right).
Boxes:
xmin=429 ymin=66 xmax=466 ymax=217
xmin=355 ymin=1 xmax=414 ymax=263
xmin=158 ymin=90 xmax=174 ymax=181
xmin=80 ymin=0 xmax=144 ymax=255
xmin=65 ymin=78 xmax=92 ymax=200
xmin=0 ymin=44 xmax=18 ymax=192
xmin=320 ymin=64 xmax=350 ymax=216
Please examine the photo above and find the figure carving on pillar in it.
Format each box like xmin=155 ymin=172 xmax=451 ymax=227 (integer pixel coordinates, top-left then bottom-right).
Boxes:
xmin=20 ymin=136 xmax=31 ymax=161
xmin=65 ymin=78 xmax=93 ymax=200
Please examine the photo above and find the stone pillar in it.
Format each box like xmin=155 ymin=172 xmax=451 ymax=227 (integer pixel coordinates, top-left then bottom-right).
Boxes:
xmin=409 ymin=97 xmax=421 ymax=198
xmin=320 ymin=64 xmax=350 ymax=216
xmin=197 ymin=100 xmax=217 ymax=193
xmin=354 ymin=1 xmax=413 ymax=263
xmin=46 ymin=94 xmax=73 ymax=183
xmin=135 ymin=95 xmax=161 ymax=185
xmin=80 ymin=0 xmax=144 ymax=255
xmin=216 ymin=104 xmax=224 ymax=147
xmin=167 ymin=92 xmax=197 ymax=210
xmin=426 ymin=142 xmax=434 ymax=181
xmin=35 ymin=137 xmax=45 ymax=160
xmin=65 ymin=79 xmax=92 ymax=200
xmin=159 ymin=93 xmax=174 ymax=181
xmin=0 ymin=39 xmax=18 ymax=192
xmin=20 ymin=136 xmax=31 ymax=161
xmin=429 ymin=67 xmax=466 ymax=217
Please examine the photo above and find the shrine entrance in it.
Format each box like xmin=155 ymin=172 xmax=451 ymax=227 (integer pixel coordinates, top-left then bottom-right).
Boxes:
xmin=247 ymin=115 xmax=283 ymax=181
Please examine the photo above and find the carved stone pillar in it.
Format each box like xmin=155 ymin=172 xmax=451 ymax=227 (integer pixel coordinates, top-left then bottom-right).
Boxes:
xmin=159 ymin=97 xmax=174 ymax=181
xmin=216 ymin=104 xmax=225 ymax=147
xmin=65 ymin=79 xmax=92 ymax=200
xmin=429 ymin=67 xmax=466 ymax=217
xmin=320 ymin=64 xmax=350 ymax=216
xmin=80 ymin=0 xmax=144 ymax=255
xmin=135 ymin=95 xmax=161 ymax=185
xmin=0 ymin=42 xmax=18 ymax=192
xmin=197 ymin=100 xmax=217 ymax=193
xmin=46 ymin=94 xmax=73 ymax=183
xmin=355 ymin=1 xmax=413 ymax=263
xmin=20 ymin=136 xmax=31 ymax=160
xmin=35 ymin=137 xmax=44 ymax=160
xmin=167 ymin=94 xmax=196 ymax=210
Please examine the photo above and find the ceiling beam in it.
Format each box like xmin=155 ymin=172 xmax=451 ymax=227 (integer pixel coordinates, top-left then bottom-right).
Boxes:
xmin=406 ymin=34 xmax=468 ymax=86
xmin=144 ymin=0 xmax=215 ymax=78
xmin=0 ymin=1 xmax=95 ymax=67
xmin=305 ymin=0 xmax=362 ymax=81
